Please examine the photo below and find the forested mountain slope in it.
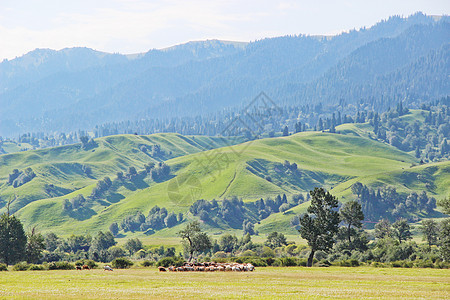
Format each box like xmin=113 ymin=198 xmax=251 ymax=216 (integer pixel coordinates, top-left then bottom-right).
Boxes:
xmin=1 ymin=13 xmax=447 ymax=136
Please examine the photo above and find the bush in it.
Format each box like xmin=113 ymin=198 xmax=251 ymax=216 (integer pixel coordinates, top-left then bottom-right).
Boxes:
xmin=297 ymin=258 xmax=308 ymax=267
xmin=279 ymin=257 xmax=297 ymax=267
xmin=240 ymin=250 xmax=257 ymax=257
xmin=213 ymin=251 xmax=228 ymax=259
xmin=263 ymin=257 xmax=275 ymax=266
xmin=391 ymin=261 xmax=403 ymax=268
xmin=13 ymin=262 xmax=30 ymax=271
xmin=415 ymin=259 xmax=434 ymax=268
xmin=111 ymin=257 xmax=134 ymax=269
xmin=0 ymin=263 xmax=7 ymax=271
xmin=246 ymin=258 xmax=267 ymax=267
xmin=28 ymin=264 xmax=45 ymax=271
xmin=75 ymin=259 xmax=98 ymax=269
xmin=156 ymin=257 xmax=184 ymax=268
xmin=271 ymin=258 xmax=282 ymax=266
xmin=48 ymin=261 xmax=75 ymax=270
xmin=338 ymin=259 xmax=360 ymax=267
xmin=141 ymin=260 xmax=155 ymax=267
xmin=317 ymin=259 xmax=331 ymax=267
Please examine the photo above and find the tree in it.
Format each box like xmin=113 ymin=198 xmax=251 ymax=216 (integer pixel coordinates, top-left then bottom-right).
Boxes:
xmin=392 ymin=218 xmax=412 ymax=243
xmin=164 ymin=213 xmax=178 ymax=228
xmin=242 ymin=220 xmax=255 ymax=235
xmin=89 ymin=231 xmax=116 ymax=262
xmin=420 ymin=220 xmax=439 ymax=246
xmin=219 ymin=234 xmax=238 ymax=253
xmin=351 ymin=182 xmax=363 ymax=198
xmin=265 ymin=232 xmax=287 ymax=249
xmin=282 ymin=126 xmax=289 ymax=136
xmin=25 ymin=227 xmax=45 ymax=263
xmin=374 ymin=219 xmax=392 ymax=239
xmin=109 ymin=222 xmax=119 ymax=236
xmin=438 ymin=196 xmax=450 ymax=215
xmin=124 ymin=238 xmax=143 ymax=255
xmin=44 ymin=233 xmax=60 ymax=252
xmin=67 ymin=234 xmax=91 ymax=252
xmin=299 ymin=188 xmax=340 ymax=267
xmin=177 ymin=221 xmax=212 ymax=262
xmin=79 ymin=136 xmax=89 ymax=146
xmin=90 ymin=231 xmax=116 ymax=252
xmin=340 ymin=200 xmax=364 ymax=250
xmin=109 ymin=246 xmax=126 ymax=260
xmin=439 ymin=219 xmax=450 ymax=262
xmin=0 ymin=213 xmax=27 ymax=265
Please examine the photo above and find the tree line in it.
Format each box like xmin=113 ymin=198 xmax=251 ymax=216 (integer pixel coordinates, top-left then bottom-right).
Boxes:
xmin=1 ymin=188 xmax=448 ymax=269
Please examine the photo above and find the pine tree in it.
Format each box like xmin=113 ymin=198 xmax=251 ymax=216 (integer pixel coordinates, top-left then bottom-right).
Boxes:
xmin=299 ymin=188 xmax=340 ymax=267
xmin=0 ymin=212 xmax=27 ymax=265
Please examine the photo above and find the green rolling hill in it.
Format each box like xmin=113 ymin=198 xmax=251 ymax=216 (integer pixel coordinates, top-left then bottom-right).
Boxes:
xmin=0 ymin=133 xmax=245 ymax=213
xmin=4 ymin=127 xmax=447 ymax=240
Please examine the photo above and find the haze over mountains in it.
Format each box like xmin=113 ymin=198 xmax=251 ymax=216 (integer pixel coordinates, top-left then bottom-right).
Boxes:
xmin=0 ymin=12 xmax=448 ymax=137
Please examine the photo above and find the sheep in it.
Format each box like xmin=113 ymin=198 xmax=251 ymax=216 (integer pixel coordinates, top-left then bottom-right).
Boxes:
xmin=104 ymin=265 xmax=113 ymax=271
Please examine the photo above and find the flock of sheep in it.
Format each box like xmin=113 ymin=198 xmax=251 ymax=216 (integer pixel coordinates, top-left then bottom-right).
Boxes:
xmin=158 ymin=262 xmax=256 ymax=272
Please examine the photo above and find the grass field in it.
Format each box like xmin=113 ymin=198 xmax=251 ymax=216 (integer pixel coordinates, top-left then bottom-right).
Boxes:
xmin=0 ymin=267 xmax=448 ymax=299
xmin=1 ymin=121 xmax=448 ymax=238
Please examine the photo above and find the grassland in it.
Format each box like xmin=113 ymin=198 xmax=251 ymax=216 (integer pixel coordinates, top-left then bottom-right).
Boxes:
xmin=0 ymin=133 xmax=245 ymax=213
xmin=0 ymin=267 xmax=448 ymax=299
xmin=12 ymin=130 xmax=422 ymax=234
xmin=1 ymin=121 xmax=448 ymax=238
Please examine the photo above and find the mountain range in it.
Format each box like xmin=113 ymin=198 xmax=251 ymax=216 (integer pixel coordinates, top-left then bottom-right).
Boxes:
xmin=0 ymin=12 xmax=448 ymax=137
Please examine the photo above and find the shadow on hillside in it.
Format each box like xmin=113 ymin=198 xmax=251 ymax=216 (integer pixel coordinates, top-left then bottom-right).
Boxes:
xmin=152 ymin=174 xmax=175 ymax=184
xmin=106 ymin=193 xmax=125 ymax=203
xmin=67 ymin=207 xmax=97 ymax=221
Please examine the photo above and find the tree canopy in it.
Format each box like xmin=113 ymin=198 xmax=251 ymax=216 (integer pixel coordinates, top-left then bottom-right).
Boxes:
xmin=0 ymin=212 xmax=27 ymax=265
xmin=299 ymin=188 xmax=340 ymax=267
xmin=177 ymin=221 xmax=212 ymax=261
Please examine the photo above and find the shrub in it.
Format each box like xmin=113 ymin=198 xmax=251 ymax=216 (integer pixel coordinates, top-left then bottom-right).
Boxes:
xmin=338 ymin=259 xmax=360 ymax=267
xmin=249 ymin=258 xmax=268 ymax=267
xmin=297 ymin=258 xmax=308 ymax=267
xmin=415 ymin=259 xmax=434 ymax=268
xmin=156 ymin=257 xmax=184 ymax=268
xmin=279 ymin=257 xmax=297 ymax=267
xmin=263 ymin=257 xmax=275 ymax=266
xmin=111 ymin=257 xmax=134 ymax=269
xmin=402 ymin=261 xmax=414 ymax=268
xmin=213 ymin=251 xmax=228 ymax=259
xmin=372 ymin=262 xmax=382 ymax=268
xmin=13 ymin=262 xmax=30 ymax=271
xmin=271 ymin=258 xmax=282 ymax=267
xmin=75 ymin=259 xmax=98 ymax=269
xmin=239 ymin=250 xmax=256 ymax=257
xmin=28 ymin=264 xmax=45 ymax=271
xmin=48 ymin=261 xmax=75 ymax=270
xmin=141 ymin=260 xmax=155 ymax=267
xmin=0 ymin=263 xmax=8 ymax=271
xmin=261 ymin=246 xmax=275 ymax=258
xmin=317 ymin=259 xmax=331 ymax=267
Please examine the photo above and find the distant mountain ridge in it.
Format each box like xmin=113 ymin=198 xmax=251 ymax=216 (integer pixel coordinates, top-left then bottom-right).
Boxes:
xmin=0 ymin=12 xmax=448 ymax=136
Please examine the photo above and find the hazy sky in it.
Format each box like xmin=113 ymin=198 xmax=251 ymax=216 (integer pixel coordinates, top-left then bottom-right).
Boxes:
xmin=1 ymin=0 xmax=448 ymax=60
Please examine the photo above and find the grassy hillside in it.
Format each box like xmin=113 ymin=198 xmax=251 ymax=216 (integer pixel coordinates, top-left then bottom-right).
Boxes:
xmin=0 ymin=133 xmax=245 ymax=213
xmin=14 ymin=130 xmax=437 ymax=237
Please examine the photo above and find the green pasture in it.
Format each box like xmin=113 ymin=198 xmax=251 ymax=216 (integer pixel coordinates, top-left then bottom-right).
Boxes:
xmin=0 ymin=267 xmax=448 ymax=299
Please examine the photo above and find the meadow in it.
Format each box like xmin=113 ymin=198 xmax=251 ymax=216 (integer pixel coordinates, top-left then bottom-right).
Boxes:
xmin=0 ymin=267 xmax=449 ymax=299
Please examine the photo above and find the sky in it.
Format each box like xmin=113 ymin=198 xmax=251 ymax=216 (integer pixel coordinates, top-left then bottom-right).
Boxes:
xmin=0 ymin=0 xmax=449 ymax=60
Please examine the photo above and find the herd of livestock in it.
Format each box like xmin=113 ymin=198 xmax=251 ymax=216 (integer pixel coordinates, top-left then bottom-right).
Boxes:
xmin=158 ymin=262 xmax=256 ymax=272
xmin=75 ymin=262 xmax=256 ymax=272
